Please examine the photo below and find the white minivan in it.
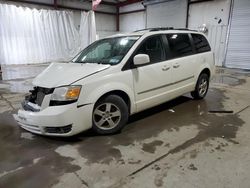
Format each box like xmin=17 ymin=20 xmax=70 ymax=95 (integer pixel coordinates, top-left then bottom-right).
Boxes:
xmin=14 ymin=28 xmax=215 ymax=136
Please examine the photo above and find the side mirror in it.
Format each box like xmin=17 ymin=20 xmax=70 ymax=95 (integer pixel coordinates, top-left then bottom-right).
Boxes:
xmin=133 ymin=54 xmax=150 ymax=66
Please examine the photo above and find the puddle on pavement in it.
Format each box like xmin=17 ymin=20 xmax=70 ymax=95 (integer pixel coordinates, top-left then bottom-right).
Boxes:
xmin=213 ymin=73 xmax=247 ymax=86
xmin=0 ymin=111 xmax=81 ymax=188
xmin=142 ymin=140 xmax=164 ymax=154
xmin=74 ymin=88 xmax=244 ymax=164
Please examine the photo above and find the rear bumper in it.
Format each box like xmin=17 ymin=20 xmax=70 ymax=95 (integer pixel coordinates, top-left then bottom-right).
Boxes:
xmin=13 ymin=103 xmax=94 ymax=137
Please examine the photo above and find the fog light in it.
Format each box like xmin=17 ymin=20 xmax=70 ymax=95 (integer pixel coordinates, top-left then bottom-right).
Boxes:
xmin=44 ymin=125 xmax=72 ymax=134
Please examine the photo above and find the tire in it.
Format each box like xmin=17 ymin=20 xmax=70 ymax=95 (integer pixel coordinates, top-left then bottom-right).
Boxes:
xmin=191 ymin=73 xmax=209 ymax=100
xmin=92 ymin=95 xmax=129 ymax=134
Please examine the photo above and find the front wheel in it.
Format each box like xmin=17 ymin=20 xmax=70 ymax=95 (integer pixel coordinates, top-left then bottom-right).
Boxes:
xmin=92 ymin=95 xmax=128 ymax=134
xmin=191 ymin=73 xmax=209 ymax=100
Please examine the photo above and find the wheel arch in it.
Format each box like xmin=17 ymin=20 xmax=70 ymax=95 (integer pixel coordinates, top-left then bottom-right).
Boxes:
xmin=94 ymin=90 xmax=132 ymax=115
xmin=199 ymin=68 xmax=211 ymax=79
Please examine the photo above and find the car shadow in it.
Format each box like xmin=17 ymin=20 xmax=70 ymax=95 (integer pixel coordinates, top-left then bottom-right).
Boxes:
xmin=128 ymin=95 xmax=192 ymax=124
xmin=45 ymin=95 xmax=193 ymax=143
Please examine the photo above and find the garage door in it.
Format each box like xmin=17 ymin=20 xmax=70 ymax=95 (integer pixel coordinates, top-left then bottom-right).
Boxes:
xmin=225 ymin=0 xmax=250 ymax=69
xmin=120 ymin=12 xmax=146 ymax=32
xmin=188 ymin=0 xmax=231 ymax=66
xmin=146 ymin=0 xmax=187 ymax=28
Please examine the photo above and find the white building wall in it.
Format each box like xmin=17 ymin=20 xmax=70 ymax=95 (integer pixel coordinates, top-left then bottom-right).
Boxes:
xmin=120 ymin=13 xmax=146 ymax=32
xmin=119 ymin=2 xmax=146 ymax=32
xmin=59 ymin=0 xmax=118 ymax=38
xmin=73 ymin=12 xmax=117 ymax=39
xmin=146 ymin=0 xmax=188 ymax=28
xmin=95 ymin=13 xmax=118 ymax=38
xmin=58 ymin=0 xmax=116 ymax=13
xmin=120 ymin=2 xmax=145 ymax=12
xmin=188 ymin=0 xmax=231 ymax=66
xmin=19 ymin=0 xmax=116 ymax=13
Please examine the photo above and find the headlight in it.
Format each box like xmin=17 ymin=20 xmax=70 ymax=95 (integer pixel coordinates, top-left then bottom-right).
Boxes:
xmin=51 ymin=86 xmax=81 ymax=101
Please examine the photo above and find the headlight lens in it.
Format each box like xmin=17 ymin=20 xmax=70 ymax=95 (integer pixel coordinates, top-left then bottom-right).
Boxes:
xmin=51 ymin=86 xmax=81 ymax=101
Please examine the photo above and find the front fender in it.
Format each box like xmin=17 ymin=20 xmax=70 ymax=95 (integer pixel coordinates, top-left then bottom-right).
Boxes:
xmin=79 ymin=82 xmax=136 ymax=114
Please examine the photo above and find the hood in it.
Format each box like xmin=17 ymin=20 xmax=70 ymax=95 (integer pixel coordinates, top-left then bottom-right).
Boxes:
xmin=33 ymin=62 xmax=110 ymax=88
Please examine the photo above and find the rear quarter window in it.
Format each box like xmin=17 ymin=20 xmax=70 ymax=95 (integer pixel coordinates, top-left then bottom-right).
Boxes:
xmin=191 ymin=34 xmax=211 ymax=53
xmin=166 ymin=33 xmax=194 ymax=59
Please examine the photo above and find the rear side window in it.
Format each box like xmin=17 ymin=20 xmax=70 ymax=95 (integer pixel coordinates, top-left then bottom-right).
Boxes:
xmin=136 ymin=35 xmax=166 ymax=63
xmin=166 ymin=34 xmax=193 ymax=58
xmin=191 ymin=34 xmax=211 ymax=53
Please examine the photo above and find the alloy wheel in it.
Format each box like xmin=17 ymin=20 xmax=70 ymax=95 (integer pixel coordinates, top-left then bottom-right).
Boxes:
xmin=93 ymin=103 xmax=121 ymax=130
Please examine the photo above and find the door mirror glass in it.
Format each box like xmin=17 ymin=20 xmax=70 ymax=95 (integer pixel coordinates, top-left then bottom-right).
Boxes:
xmin=133 ymin=54 xmax=150 ymax=66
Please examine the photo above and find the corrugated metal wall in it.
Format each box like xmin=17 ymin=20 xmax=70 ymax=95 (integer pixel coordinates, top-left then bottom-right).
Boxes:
xmin=146 ymin=0 xmax=187 ymax=28
xmin=120 ymin=2 xmax=146 ymax=32
xmin=225 ymin=0 xmax=250 ymax=69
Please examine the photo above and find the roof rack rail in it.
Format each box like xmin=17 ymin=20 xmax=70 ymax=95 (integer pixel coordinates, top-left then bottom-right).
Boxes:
xmin=134 ymin=27 xmax=174 ymax=32
xmin=134 ymin=27 xmax=198 ymax=32
xmin=149 ymin=27 xmax=174 ymax=31
xmin=174 ymin=28 xmax=198 ymax=32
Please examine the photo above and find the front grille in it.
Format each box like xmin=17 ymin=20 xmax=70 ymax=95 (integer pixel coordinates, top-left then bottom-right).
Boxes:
xmin=25 ymin=87 xmax=54 ymax=107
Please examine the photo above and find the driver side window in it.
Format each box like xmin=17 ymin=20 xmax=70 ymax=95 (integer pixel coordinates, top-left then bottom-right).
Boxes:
xmin=135 ymin=35 xmax=166 ymax=64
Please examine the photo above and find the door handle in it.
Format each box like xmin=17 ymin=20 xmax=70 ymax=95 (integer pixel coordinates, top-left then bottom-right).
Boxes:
xmin=173 ymin=64 xmax=180 ymax=68
xmin=162 ymin=66 xmax=170 ymax=71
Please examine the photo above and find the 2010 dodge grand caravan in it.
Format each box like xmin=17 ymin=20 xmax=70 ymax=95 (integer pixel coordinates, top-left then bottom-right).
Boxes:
xmin=14 ymin=28 xmax=215 ymax=136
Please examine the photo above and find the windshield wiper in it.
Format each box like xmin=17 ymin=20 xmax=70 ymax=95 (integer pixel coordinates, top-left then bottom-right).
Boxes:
xmin=97 ymin=62 xmax=110 ymax=65
xmin=73 ymin=60 xmax=110 ymax=65
xmin=96 ymin=59 xmax=112 ymax=65
xmin=73 ymin=60 xmax=92 ymax=64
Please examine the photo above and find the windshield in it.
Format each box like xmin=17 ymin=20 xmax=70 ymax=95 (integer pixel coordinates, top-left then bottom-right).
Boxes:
xmin=72 ymin=36 xmax=140 ymax=65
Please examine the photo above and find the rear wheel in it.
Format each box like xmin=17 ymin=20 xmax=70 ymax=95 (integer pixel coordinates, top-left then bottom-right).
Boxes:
xmin=191 ymin=73 xmax=209 ymax=99
xmin=92 ymin=95 xmax=128 ymax=134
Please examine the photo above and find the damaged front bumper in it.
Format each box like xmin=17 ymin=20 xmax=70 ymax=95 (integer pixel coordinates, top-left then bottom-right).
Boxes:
xmin=13 ymin=102 xmax=94 ymax=137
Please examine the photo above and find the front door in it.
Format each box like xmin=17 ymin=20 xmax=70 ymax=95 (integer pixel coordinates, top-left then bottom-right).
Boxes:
xmin=132 ymin=35 xmax=173 ymax=112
